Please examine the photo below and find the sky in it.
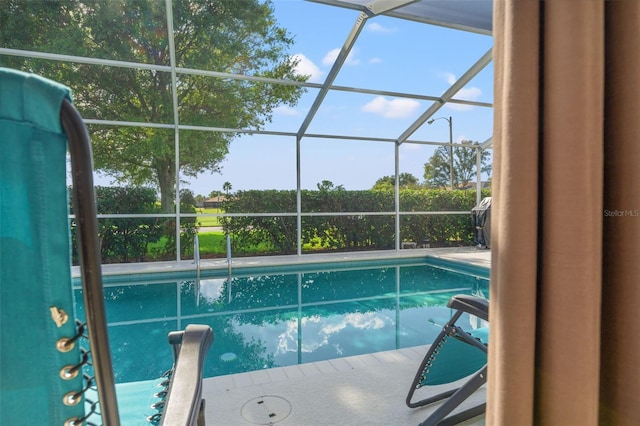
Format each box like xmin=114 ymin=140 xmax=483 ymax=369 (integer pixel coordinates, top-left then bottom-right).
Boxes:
xmin=97 ymin=0 xmax=494 ymax=196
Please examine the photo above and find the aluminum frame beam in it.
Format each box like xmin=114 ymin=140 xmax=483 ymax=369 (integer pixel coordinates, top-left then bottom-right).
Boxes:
xmin=396 ymin=47 xmax=493 ymax=145
xmin=295 ymin=0 xmax=418 ymax=140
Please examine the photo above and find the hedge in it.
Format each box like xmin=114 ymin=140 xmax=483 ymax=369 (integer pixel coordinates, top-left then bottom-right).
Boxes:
xmin=70 ymin=186 xmax=197 ymax=264
xmin=223 ymin=189 xmax=491 ymax=255
xmin=70 ymin=187 xmax=490 ymax=263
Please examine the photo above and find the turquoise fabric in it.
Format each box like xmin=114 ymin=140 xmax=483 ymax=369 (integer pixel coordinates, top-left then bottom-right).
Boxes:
xmin=0 ymin=68 xmax=85 ymax=424
xmin=86 ymin=378 xmax=168 ymax=425
xmin=421 ymin=327 xmax=488 ymax=386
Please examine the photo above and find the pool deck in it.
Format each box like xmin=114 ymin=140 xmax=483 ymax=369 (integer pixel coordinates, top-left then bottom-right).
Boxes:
xmin=78 ymin=247 xmax=491 ymax=425
xmin=199 ymin=247 xmax=490 ymax=426
xmin=76 ymin=245 xmax=491 ymax=278
xmin=203 ymin=343 xmax=487 ymax=426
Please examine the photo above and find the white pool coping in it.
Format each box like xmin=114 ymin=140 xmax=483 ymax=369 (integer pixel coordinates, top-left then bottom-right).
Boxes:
xmin=73 ymin=246 xmax=491 ymax=278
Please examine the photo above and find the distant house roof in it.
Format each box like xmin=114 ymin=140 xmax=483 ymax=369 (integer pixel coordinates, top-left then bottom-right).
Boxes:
xmin=203 ymin=195 xmax=227 ymax=208
xmin=459 ymin=181 xmax=491 ymax=190
xmin=205 ymin=196 xmax=226 ymax=203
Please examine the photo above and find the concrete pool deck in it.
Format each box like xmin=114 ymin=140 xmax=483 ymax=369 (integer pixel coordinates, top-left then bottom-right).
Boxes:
xmin=198 ymin=247 xmax=491 ymax=426
xmin=198 ymin=247 xmax=489 ymax=426
xmin=75 ymin=246 xmax=490 ymax=425
xmin=203 ymin=344 xmax=486 ymax=426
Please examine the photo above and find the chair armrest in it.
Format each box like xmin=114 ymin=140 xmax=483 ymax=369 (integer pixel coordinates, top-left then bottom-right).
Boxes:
xmin=447 ymin=295 xmax=489 ymax=321
xmin=160 ymin=324 xmax=214 ymax=426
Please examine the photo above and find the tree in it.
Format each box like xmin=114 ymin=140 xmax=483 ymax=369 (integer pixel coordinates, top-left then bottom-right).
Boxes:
xmin=223 ymin=181 xmax=233 ymax=196
xmin=317 ymin=180 xmax=345 ymax=192
xmin=372 ymin=173 xmax=420 ymax=190
xmin=423 ymin=141 xmax=491 ymax=189
xmin=0 ymin=0 xmax=307 ymax=212
xmin=194 ymin=194 xmax=205 ymax=207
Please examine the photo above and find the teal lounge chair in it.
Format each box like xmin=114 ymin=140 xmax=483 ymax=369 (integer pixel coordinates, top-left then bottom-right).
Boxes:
xmin=0 ymin=67 xmax=213 ymax=425
xmin=406 ymin=295 xmax=489 ymax=426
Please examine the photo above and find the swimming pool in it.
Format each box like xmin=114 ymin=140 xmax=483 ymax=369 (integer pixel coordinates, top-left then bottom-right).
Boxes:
xmin=73 ymin=257 xmax=489 ymax=383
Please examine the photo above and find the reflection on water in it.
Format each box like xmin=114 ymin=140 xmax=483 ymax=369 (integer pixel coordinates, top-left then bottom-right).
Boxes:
xmin=74 ymin=260 xmax=488 ymax=383
xmin=199 ymin=278 xmax=228 ymax=306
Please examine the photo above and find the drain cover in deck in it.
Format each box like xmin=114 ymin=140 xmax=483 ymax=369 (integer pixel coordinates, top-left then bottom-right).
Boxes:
xmin=241 ymin=395 xmax=291 ymax=424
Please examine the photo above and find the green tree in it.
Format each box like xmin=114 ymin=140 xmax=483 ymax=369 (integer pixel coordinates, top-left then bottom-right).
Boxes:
xmin=69 ymin=186 xmax=164 ymax=263
xmin=372 ymin=173 xmax=420 ymax=190
xmin=223 ymin=181 xmax=233 ymax=196
xmin=0 ymin=0 xmax=306 ymax=212
xmin=423 ymin=141 xmax=491 ymax=189
xmin=316 ymin=180 xmax=345 ymax=191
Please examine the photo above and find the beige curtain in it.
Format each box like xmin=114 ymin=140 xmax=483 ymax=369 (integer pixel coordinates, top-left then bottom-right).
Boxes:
xmin=489 ymin=1 xmax=640 ymax=425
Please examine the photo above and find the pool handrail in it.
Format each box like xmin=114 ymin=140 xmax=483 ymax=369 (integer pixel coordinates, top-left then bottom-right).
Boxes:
xmin=63 ymin=98 xmax=121 ymax=425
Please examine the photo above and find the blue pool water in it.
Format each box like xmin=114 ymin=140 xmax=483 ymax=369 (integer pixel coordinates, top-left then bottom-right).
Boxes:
xmin=73 ymin=257 xmax=489 ymax=383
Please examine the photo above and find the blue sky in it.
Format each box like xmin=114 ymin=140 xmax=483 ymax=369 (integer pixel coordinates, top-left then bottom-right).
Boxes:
xmin=111 ymin=0 xmax=494 ymax=196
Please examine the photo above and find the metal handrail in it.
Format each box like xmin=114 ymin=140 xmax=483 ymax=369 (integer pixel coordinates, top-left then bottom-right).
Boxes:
xmin=226 ymin=234 xmax=232 ymax=276
xmin=62 ymin=99 xmax=120 ymax=425
xmin=194 ymin=234 xmax=201 ymax=307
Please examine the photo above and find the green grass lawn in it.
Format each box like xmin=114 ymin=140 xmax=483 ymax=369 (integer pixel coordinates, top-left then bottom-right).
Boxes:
xmin=197 ymin=232 xmax=227 ymax=254
xmin=196 ymin=207 xmax=223 ymax=227
xmin=147 ymin=228 xmax=328 ymax=260
xmin=146 ymin=232 xmax=229 ymax=258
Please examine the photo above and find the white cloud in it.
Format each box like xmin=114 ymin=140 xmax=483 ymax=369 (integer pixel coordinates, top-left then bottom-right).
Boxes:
xmin=292 ymin=53 xmax=324 ymax=83
xmin=368 ymin=57 xmax=382 ymax=64
xmin=459 ymin=86 xmax=482 ymax=99
xmin=275 ymin=312 xmax=390 ymax=355
xmin=447 ymin=86 xmax=483 ymax=111
xmin=442 ymin=72 xmax=483 ymax=110
xmin=361 ymin=96 xmax=421 ymax=119
xmin=444 ymin=72 xmax=457 ymax=85
xmin=198 ymin=279 xmax=225 ymax=303
xmin=322 ymin=49 xmax=338 ymax=66
xmin=367 ymin=22 xmax=395 ymax=33
xmin=322 ymin=48 xmax=360 ymax=67
xmin=274 ymin=105 xmax=301 ymax=116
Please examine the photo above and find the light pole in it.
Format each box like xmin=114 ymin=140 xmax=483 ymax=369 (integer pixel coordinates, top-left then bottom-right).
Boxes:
xmin=427 ymin=116 xmax=454 ymax=189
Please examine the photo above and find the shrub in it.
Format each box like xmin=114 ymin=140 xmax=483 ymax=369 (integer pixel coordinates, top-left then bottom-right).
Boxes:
xmin=70 ymin=186 xmax=163 ymax=263
xmin=161 ymin=189 xmax=199 ymax=258
xmin=223 ymin=188 xmax=491 ymax=255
